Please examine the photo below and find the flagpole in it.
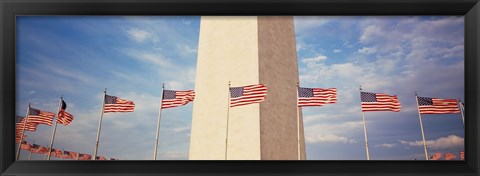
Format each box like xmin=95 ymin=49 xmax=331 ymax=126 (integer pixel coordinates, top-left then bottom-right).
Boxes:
xmin=359 ymin=86 xmax=370 ymax=160
xmin=44 ymin=145 xmax=49 ymax=160
xmin=415 ymin=92 xmax=429 ymax=160
xmin=93 ymin=88 xmax=107 ymax=160
xmin=296 ymin=82 xmax=301 ymax=160
xmin=225 ymin=81 xmax=231 ymax=160
xmin=153 ymin=83 xmax=165 ymax=160
xmin=361 ymin=112 xmax=370 ymax=160
xmin=458 ymin=99 xmax=465 ymax=126
xmin=47 ymin=95 xmax=63 ymax=160
xmin=29 ymin=140 xmax=35 ymax=160
xmin=16 ymin=103 xmax=31 ymax=160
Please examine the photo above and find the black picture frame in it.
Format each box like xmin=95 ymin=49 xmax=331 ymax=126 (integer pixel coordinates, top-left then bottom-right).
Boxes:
xmin=1 ymin=0 xmax=479 ymax=175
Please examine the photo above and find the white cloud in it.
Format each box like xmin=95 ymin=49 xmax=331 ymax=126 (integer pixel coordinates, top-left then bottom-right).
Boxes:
xmin=302 ymin=55 xmax=328 ymax=64
xmin=304 ymin=121 xmax=363 ymax=144
xmin=125 ymin=50 xmax=174 ymax=68
xmin=333 ymin=49 xmax=342 ymax=53
xmin=399 ymin=135 xmax=464 ymax=150
xmin=375 ymin=143 xmax=397 ymax=148
xmin=181 ymin=45 xmax=197 ymax=54
xmin=159 ymin=151 xmax=188 ymax=160
xmin=182 ymin=20 xmax=192 ymax=25
xmin=306 ymin=134 xmax=356 ymax=144
xmin=127 ymin=28 xmax=152 ymax=42
xmin=357 ymin=47 xmax=377 ymax=54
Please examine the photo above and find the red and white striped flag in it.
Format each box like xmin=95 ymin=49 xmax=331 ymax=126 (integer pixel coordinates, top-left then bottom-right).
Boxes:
xmin=298 ymin=87 xmax=337 ymax=107
xmin=417 ymin=97 xmax=460 ymax=114
xmin=96 ymin=156 xmax=107 ymax=160
xmin=57 ymin=100 xmax=74 ymax=125
xmin=27 ymin=108 xmax=55 ymax=126
xmin=61 ymin=150 xmax=78 ymax=159
xmin=50 ymin=149 xmax=64 ymax=158
xmin=20 ymin=141 xmax=31 ymax=150
xmin=30 ymin=144 xmax=50 ymax=154
xmin=430 ymin=152 xmax=442 ymax=160
xmin=444 ymin=152 xmax=457 ymax=160
xmin=230 ymin=84 xmax=267 ymax=107
xmin=16 ymin=116 xmax=38 ymax=131
xmin=104 ymin=94 xmax=135 ymax=113
xmin=460 ymin=151 xmax=464 ymax=160
xmin=78 ymin=153 xmax=92 ymax=160
xmin=161 ymin=90 xmax=195 ymax=109
xmin=15 ymin=129 xmax=26 ymax=143
xmin=361 ymin=92 xmax=401 ymax=112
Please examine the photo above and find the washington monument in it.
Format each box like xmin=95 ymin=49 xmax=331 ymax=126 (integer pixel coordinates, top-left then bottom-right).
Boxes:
xmin=189 ymin=16 xmax=305 ymax=160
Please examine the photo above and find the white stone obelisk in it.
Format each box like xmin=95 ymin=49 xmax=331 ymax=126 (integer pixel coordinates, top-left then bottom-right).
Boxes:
xmin=189 ymin=16 xmax=305 ymax=160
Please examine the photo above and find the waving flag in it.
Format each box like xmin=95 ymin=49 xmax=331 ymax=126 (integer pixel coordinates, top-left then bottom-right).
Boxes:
xmin=15 ymin=130 xmax=26 ymax=143
xmin=20 ymin=141 xmax=31 ymax=150
xmin=30 ymin=144 xmax=50 ymax=154
xmin=57 ymin=100 xmax=74 ymax=125
xmin=61 ymin=150 xmax=76 ymax=159
xmin=460 ymin=151 xmax=465 ymax=160
xmin=430 ymin=152 xmax=442 ymax=160
xmin=28 ymin=108 xmax=55 ymax=126
xmin=361 ymin=92 xmax=400 ymax=112
xmin=444 ymin=152 xmax=457 ymax=160
xmin=78 ymin=153 xmax=92 ymax=160
xmin=104 ymin=94 xmax=135 ymax=113
xmin=96 ymin=156 xmax=107 ymax=160
xmin=16 ymin=116 xmax=38 ymax=131
xmin=298 ymin=87 xmax=337 ymax=107
xmin=161 ymin=90 xmax=195 ymax=109
xmin=230 ymin=84 xmax=267 ymax=107
xmin=50 ymin=149 xmax=64 ymax=158
xmin=417 ymin=97 xmax=460 ymax=114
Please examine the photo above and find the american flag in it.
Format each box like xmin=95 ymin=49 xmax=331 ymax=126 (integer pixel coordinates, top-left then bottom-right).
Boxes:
xmin=361 ymin=92 xmax=401 ymax=112
xmin=20 ymin=141 xmax=31 ymax=150
xmin=430 ymin=152 xmax=442 ymax=160
xmin=50 ymin=149 xmax=63 ymax=158
xmin=27 ymin=108 xmax=55 ymax=126
xmin=444 ymin=152 xmax=456 ymax=160
xmin=104 ymin=94 xmax=135 ymax=113
xmin=78 ymin=153 xmax=92 ymax=160
xmin=417 ymin=97 xmax=460 ymax=114
xmin=460 ymin=151 xmax=465 ymax=160
xmin=298 ymin=87 xmax=337 ymax=107
xmin=15 ymin=116 xmax=38 ymax=131
xmin=161 ymin=90 xmax=195 ymax=109
xmin=230 ymin=84 xmax=267 ymax=107
xmin=15 ymin=130 xmax=26 ymax=143
xmin=57 ymin=100 xmax=74 ymax=125
xmin=61 ymin=150 xmax=78 ymax=159
xmin=30 ymin=144 xmax=50 ymax=154
xmin=96 ymin=156 xmax=107 ymax=160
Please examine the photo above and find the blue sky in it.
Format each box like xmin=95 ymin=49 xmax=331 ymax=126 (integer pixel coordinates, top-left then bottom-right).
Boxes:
xmin=16 ymin=16 xmax=464 ymax=160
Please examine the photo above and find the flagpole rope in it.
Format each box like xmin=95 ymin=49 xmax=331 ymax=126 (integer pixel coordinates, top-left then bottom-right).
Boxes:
xmin=225 ymin=81 xmax=231 ymax=160
xmin=359 ymin=86 xmax=370 ymax=160
xmin=415 ymin=92 xmax=429 ymax=160
xmin=93 ymin=88 xmax=107 ymax=160
xmin=47 ymin=95 xmax=63 ymax=160
xmin=153 ymin=84 xmax=165 ymax=160
xmin=458 ymin=99 xmax=465 ymax=127
xmin=296 ymin=82 xmax=301 ymax=160
xmin=16 ymin=103 xmax=31 ymax=160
